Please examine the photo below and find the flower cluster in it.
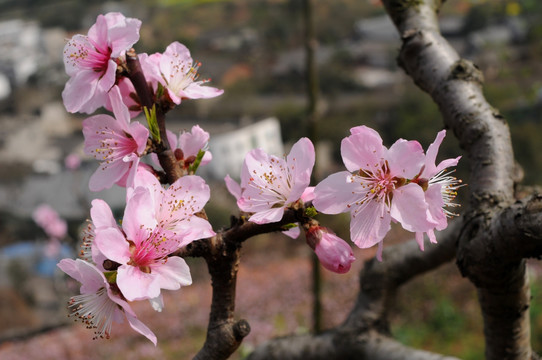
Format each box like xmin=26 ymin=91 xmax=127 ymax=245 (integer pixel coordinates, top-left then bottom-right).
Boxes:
xmin=58 ymin=12 xmax=220 ymax=344
xmin=313 ymin=126 xmax=462 ymax=260
xmin=58 ymin=10 xmax=463 ymax=347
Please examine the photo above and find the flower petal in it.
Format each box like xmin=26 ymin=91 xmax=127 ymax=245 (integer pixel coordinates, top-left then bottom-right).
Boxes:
xmin=386 ymin=139 xmax=424 ymax=179
xmin=341 ymin=126 xmax=384 ymax=173
xmin=390 ymin=183 xmax=435 ymax=232
xmin=151 ymin=256 xmax=192 ymax=291
xmin=286 ymin=137 xmax=315 ymax=203
xmin=313 ymin=171 xmax=356 ymax=214
xmin=224 ymin=174 xmax=242 ymax=200
xmin=94 ymin=227 xmax=131 ymax=265
xmin=117 ymin=265 xmax=161 ymax=301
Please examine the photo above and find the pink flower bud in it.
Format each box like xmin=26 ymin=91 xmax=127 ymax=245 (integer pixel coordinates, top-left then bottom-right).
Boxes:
xmin=306 ymin=226 xmax=355 ymax=274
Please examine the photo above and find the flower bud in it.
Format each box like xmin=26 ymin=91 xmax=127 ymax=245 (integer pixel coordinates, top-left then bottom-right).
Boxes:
xmin=306 ymin=226 xmax=355 ymax=274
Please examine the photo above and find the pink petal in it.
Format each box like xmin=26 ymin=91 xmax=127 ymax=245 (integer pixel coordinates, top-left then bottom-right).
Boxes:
xmin=415 ymin=232 xmax=425 ymax=251
xmin=390 ymin=183 xmax=435 ymax=232
xmin=117 ymin=265 xmax=161 ymax=301
xmin=125 ymin=312 xmax=157 ymax=345
xmin=349 ymin=200 xmax=391 ymax=249
xmin=313 ymin=172 xmax=356 ymax=214
xmin=63 ymin=35 xmax=91 ymax=76
xmin=341 ymin=126 xmax=384 ymax=173
xmin=386 ymin=139 xmax=424 ymax=179
xmin=425 ymin=184 xmax=448 ymax=230
xmin=181 ymin=83 xmax=224 ymax=99
xmin=247 ymin=207 xmax=286 ymax=224
xmin=104 ymin=13 xmax=141 ymax=57
xmin=151 ymin=256 xmax=192 ymax=290
xmin=90 ymin=199 xmax=117 ymax=229
xmin=125 ymin=312 xmax=157 ymax=346
xmin=301 ymin=186 xmax=315 ymax=202
xmin=314 ymin=232 xmax=355 ymax=274
xmin=89 ymin=160 xmax=130 ymax=192
xmin=171 ymin=216 xmax=215 ymax=247
xmin=160 ymin=42 xmax=192 ymax=81
xmin=200 ymin=151 xmax=212 ymax=166
xmin=423 ymin=130 xmax=445 ymax=177
xmin=224 ymin=175 xmax=242 ymax=200
xmin=286 ymin=137 xmax=315 ymax=203
xmin=282 ymin=225 xmax=301 ymax=239
xmin=123 ymin=187 xmax=157 ymax=243
xmin=62 ymin=70 xmax=100 ymax=113
xmin=179 ymin=125 xmax=209 ymax=158
xmin=139 ymin=52 xmax=163 ymax=91
xmin=94 ymin=227 xmax=131 ymax=265
xmin=109 ymin=85 xmax=131 ymax=130
xmin=57 ymin=259 xmax=104 ymax=294
xmin=159 ymin=175 xmax=211 ymax=229
xmin=87 ymin=15 xmax=109 ymax=51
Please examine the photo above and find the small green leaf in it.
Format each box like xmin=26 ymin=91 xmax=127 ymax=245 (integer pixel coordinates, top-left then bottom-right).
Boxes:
xmin=188 ymin=149 xmax=206 ymax=173
xmin=305 ymin=206 xmax=318 ymax=218
xmin=104 ymin=271 xmax=117 ymax=284
xmin=156 ymin=82 xmax=165 ymax=99
xmin=281 ymin=223 xmax=298 ymax=230
xmin=144 ymin=104 xmax=161 ymax=142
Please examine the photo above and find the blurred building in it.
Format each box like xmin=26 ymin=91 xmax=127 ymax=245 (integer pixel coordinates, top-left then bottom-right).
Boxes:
xmin=202 ymin=117 xmax=284 ymax=180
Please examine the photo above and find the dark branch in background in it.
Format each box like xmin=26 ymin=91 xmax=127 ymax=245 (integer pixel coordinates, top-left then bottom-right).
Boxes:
xmin=302 ymin=0 xmax=323 ymax=333
xmin=247 ymin=222 xmax=461 ymax=360
xmin=380 ymin=0 xmax=542 ymax=359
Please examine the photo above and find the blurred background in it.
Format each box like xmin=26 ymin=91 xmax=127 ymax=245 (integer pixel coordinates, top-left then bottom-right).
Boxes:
xmin=0 ymin=0 xmax=541 ymax=359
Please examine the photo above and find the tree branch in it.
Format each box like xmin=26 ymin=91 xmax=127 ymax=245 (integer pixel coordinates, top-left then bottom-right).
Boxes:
xmin=248 ymin=331 xmax=460 ymax=360
xmin=381 ymin=1 xmax=541 ymax=359
xmin=248 ymin=221 xmax=461 ymax=359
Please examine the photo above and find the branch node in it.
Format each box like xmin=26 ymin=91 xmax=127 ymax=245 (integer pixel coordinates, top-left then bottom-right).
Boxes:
xmin=449 ymin=59 xmax=484 ymax=85
xmin=233 ymin=319 xmax=251 ymax=341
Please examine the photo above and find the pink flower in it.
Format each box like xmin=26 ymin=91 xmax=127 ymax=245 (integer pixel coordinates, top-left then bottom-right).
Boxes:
xmin=104 ymin=77 xmax=142 ymax=118
xmin=64 ymin=153 xmax=81 ymax=170
xmin=412 ymin=130 xmax=462 ymax=250
xmin=83 ymin=86 xmax=149 ymax=191
xmin=32 ymin=204 xmax=67 ymax=239
xmin=140 ymin=42 xmax=223 ymax=104
xmin=57 ymin=258 xmax=157 ymax=345
xmin=225 ymin=175 xmax=315 ymax=239
xmin=306 ymin=226 xmax=355 ymax=274
xmin=314 ymin=126 xmax=439 ymax=260
xmin=151 ymin=125 xmax=212 ymax=170
xmin=93 ymin=169 xmax=214 ymax=301
xmin=62 ymin=12 xmax=141 ymax=113
xmin=236 ymin=138 xmax=315 ymax=224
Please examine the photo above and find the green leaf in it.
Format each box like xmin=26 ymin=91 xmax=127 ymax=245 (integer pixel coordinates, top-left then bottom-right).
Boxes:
xmin=188 ymin=149 xmax=206 ymax=173
xmin=281 ymin=223 xmax=298 ymax=231
xmin=104 ymin=271 xmax=117 ymax=284
xmin=144 ymin=104 xmax=161 ymax=142
xmin=305 ymin=206 xmax=318 ymax=218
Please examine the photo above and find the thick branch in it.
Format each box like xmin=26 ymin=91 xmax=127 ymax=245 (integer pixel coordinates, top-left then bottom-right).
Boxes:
xmin=382 ymin=0 xmax=515 ymax=209
xmin=248 ymin=331 xmax=459 ymax=360
xmin=343 ymin=220 xmax=460 ymax=334
xmin=249 ymin=222 xmax=461 ymax=359
xmin=381 ymin=1 xmax=536 ymax=359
